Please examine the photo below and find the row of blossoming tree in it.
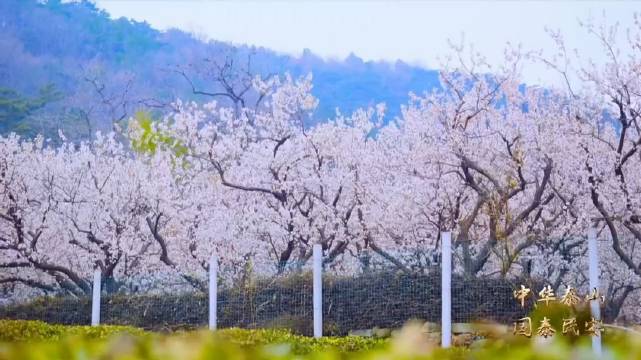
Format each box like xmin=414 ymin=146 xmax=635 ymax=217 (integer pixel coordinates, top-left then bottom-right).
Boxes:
xmin=1 ymin=17 xmax=641 ymax=323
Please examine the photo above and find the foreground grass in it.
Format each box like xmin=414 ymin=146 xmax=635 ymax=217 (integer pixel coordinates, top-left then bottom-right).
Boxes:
xmin=0 ymin=320 xmax=388 ymax=357
xmin=1 ymin=320 xmax=641 ymax=359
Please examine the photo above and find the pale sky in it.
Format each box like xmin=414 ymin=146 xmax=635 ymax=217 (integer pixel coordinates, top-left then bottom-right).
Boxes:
xmin=95 ymin=1 xmax=638 ymax=86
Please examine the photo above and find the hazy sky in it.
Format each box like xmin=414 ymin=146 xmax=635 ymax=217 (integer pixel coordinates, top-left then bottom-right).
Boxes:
xmin=95 ymin=1 xmax=638 ymax=86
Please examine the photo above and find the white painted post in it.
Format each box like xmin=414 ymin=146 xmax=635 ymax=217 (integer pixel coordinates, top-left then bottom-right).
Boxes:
xmin=91 ymin=269 xmax=101 ymax=326
xmin=441 ymin=231 xmax=452 ymax=348
xmin=588 ymin=227 xmax=602 ymax=357
xmin=313 ymin=244 xmax=323 ymax=338
xmin=209 ymin=254 xmax=218 ymax=330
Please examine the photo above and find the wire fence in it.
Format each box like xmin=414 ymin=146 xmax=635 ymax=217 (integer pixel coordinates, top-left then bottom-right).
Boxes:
xmin=0 ymin=269 xmax=530 ymax=333
xmin=0 ymin=233 xmax=600 ymax=340
xmin=0 ymin=294 xmax=93 ymax=326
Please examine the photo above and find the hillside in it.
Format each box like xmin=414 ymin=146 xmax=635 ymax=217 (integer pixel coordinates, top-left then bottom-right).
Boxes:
xmin=0 ymin=0 xmax=441 ymax=139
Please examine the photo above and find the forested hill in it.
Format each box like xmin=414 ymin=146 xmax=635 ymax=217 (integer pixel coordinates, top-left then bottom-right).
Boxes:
xmin=0 ymin=0 xmax=440 ymax=139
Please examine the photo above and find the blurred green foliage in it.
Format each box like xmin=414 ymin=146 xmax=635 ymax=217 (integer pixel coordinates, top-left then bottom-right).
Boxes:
xmin=1 ymin=320 xmax=641 ymax=360
xmin=129 ymin=110 xmax=188 ymax=158
xmin=0 ymin=320 xmax=144 ymax=342
xmin=212 ymin=327 xmax=386 ymax=355
xmin=0 ymin=320 xmax=386 ymax=356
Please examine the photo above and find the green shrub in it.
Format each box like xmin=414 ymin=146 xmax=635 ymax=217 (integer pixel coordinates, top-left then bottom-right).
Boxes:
xmin=1 ymin=321 xmax=641 ymax=360
xmin=2 ymin=320 xmax=641 ymax=359
xmin=0 ymin=320 xmax=144 ymax=342
xmin=213 ymin=327 xmax=386 ymax=354
xmin=0 ymin=320 xmax=384 ymax=355
xmin=0 ymin=320 xmax=62 ymax=342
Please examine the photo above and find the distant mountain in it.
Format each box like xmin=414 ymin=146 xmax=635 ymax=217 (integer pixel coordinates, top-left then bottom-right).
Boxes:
xmin=0 ymin=0 xmax=440 ymax=138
